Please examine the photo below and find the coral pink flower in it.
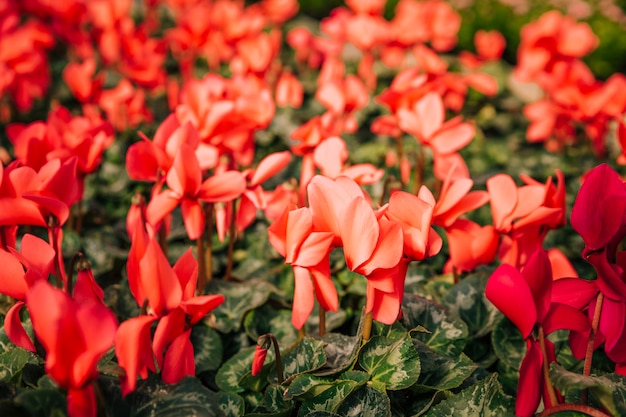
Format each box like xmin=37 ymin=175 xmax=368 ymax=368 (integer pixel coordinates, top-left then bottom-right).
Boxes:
xmin=146 ymin=144 xmax=246 ymax=240
xmin=27 ymin=280 xmax=117 ymax=417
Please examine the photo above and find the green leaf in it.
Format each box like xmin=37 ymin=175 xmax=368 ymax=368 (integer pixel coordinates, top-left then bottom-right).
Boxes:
xmin=413 ymin=340 xmax=477 ymax=391
xmin=281 ymin=337 xmax=326 ymax=381
xmin=14 ymin=389 xmax=67 ymax=417
xmin=284 ymin=374 xmax=334 ymax=400
xmin=297 ymin=380 xmax=365 ymax=417
xmin=334 ymin=385 xmax=392 ymax=417
xmin=491 ymin=317 xmax=524 ymax=371
xmin=0 ymin=348 xmax=30 ymax=383
xmin=243 ymin=304 xmax=298 ymax=346
xmin=216 ymin=346 xmax=268 ymax=393
xmin=358 ymin=334 xmax=420 ymax=390
xmin=208 ymin=280 xmax=277 ymax=333
xmin=131 ymin=376 xmax=222 ymax=417
xmin=217 ymin=391 xmax=245 ymax=417
xmin=313 ymin=333 xmax=360 ymax=376
xmin=442 ymin=269 xmax=499 ymax=339
xmin=264 ymin=384 xmax=293 ymax=413
xmin=550 ymin=364 xmax=626 ymax=416
xmin=423 ymin=374 xmax=515 ymax=417
xmin=191 ymin=323 xmax=223 ymax=373
xmin=401 ymin=294 xmax=469 ymax=357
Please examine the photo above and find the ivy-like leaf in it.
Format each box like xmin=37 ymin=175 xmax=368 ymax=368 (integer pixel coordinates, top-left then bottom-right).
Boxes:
xmin=131 ymin=376 xmax=222 ymax=417
xmin=264 ymin=384 xmax=294 ymax=413
xmin=413 ymin=340 xmax=477 ymax=391
xmin=358 ymin=334 xmax=420 ymax=390
xmin=191 ymin=323 xmax=223 ymax=373
xmin=217 ymin=391 xmax=245 ymax=417
xmin=216 ymin=346 xmax=257 ymax=393
xmin=313 ymin=333 xmax=360 ymax=376
xmin=442 ymin=269 xmax=499 ymax=339
xmin=423 ymin=373 xmax=515 ymax=417
xmin=550 ymin=363 xmax=626 ymax=416
xmin=334 ymin=385 xmax=392 ymax=417
xmin=297 ymin=380 xmax=365 ymax=417
xmin=0 ymin=347 xmax=30 ymax=383
xmin=13 ymin=388 xmax=67 ymax=417
xmin=243 ymin=304 xmax=298 ymax=346
xmin=280 ymin=337 xmax=326 ymax=381
xmin=208 ymin=280 xmax=277 ymax=333
xmin=401 ymin=294 xmax=469 ymax=357
xmin=491 ymin=317 xmax=524 ymax=371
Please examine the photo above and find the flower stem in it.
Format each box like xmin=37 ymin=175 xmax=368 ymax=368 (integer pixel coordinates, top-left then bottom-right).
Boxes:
xmin=582 ymin=292 xmax=604 ymax=404
xmin=196 ymin=235 xmax=206 ymax=296
xmin=538 ymin=403 xmax=610 ymax=417
xmin=414 ymin=146 xmax=425 ymax=195
xmin=224 ymin=200 xmax=238 ymax=281
xmin=538 ymin=326 xmax=559 ymax=407
xmin=158 ymin=224 xmax=168 ymax=259
xmin=47 ymin=216 xmax=66 ymax=289
xmin=67 ymin=252 xmax=85 ymax=296
xmin=205 ymin=203 xmax=214 ymax=284
xmin=263 ymin=334 xmax=284 ymax=384
xmin=318 ymin=306 xmax=326 ymax=337
xmin=362 ymin=311 xmax=374 ymax=342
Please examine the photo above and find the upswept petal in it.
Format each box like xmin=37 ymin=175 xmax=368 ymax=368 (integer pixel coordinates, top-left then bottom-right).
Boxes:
xmin=313 ymin=137 xmax=348 ymax=179
xmin=307 ymin=176 xmax=345 ymax=240
xmin=180 ymin=294 xmax=225 ymax=325
xmin=126 ymin=141 xmax=159 ymax=182
xmin=551 ymin=278 xmax=597 ymax=309
xmin=293 ymin=232 xmax=335 ymax=267
xmin=0 ymin=198 xmax=46 ymax=226
xmin=542 ymin=303 xmax=590 ymax=336
xmin=429 ymin=122 xmax=474 ymax=155
xmin=340 ymin=197 xmax=379 ymax=271
xmin=521 ymin=250 xmax=552 ymax=324
xmin=146 ymin=191 xmax=180 ymax=229
xmin=0 ymin=249 xmax=28 ymax=299
xmin=436 ymin=177 xmax=474 ymax=216
xmin=571 ymin=164 xmax=626 ymax=251
xmin=72 ymin=301 xmax=117 ymax=388
xmin=516 ymin=340 xmax=543 ymax=417
xmin=357 ymin=217 xmax=403 ymax=276
xmin=487 ymin=174 xmax=518 ymax=232
xmin=173 ymin=248 xmax=198 ymax=300
xmin=153 ymin=309 xmax=186 ymax=369
xmin=198 ymin=171 xmax=246 ymax=202
xmin=486 ymin=264 xmax=537 ymax=339
xmin=5 ymin=302 xmax=35 ymax=352
xmin=415 ymin=92 xmax=444 ymax=139
xmin=181 ymin=199 xmax=205 ymax=240
xmin=19 ymin=233 xmax=56 ymax=278
xmin=139 ymin=238 xmax=183 ymax=317
xmin=250 ymin=151 xmax=292 ymax=186
xmin=161 ymin=329 xmax=194 ymax=385
xmin=166 ymin=144 xmax=201 ymax=197
xmin=291 ymin=266 xmax=315 ymax=329
xmin=310 ymin=259 xmax=338 ymax=312
xmin=285 ymin=208 xmax=313 ymax=264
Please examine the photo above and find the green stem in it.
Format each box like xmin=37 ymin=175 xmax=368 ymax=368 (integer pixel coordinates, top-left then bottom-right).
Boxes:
xmin=267 ymin=334 xmax=284 ymax=384
xmin=581 ymin=292 xmax=604 ymax=404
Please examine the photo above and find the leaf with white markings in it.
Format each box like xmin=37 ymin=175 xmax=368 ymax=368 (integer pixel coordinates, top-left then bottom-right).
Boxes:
xmin=358 ymin=334 xmax=420 ymax=390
